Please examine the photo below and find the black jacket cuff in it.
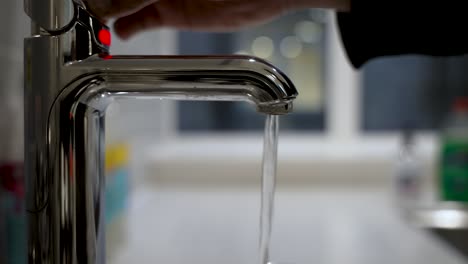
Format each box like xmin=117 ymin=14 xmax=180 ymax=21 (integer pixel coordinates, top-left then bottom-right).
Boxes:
xmin=336 ymin=0 xmax=468 ymax=68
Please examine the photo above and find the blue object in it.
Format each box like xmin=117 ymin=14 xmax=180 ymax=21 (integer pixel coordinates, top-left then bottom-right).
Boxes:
xmin=105 ymin=168 xmax=130 ymax=225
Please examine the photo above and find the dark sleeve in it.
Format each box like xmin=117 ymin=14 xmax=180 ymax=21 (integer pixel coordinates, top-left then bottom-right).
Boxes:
xmin=336 ymin=1 xmax=468 ymax=68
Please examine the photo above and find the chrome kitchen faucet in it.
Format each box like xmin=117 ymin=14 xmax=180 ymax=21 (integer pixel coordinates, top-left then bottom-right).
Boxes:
xmin=24 ymin=0 xmax=298 ymax=263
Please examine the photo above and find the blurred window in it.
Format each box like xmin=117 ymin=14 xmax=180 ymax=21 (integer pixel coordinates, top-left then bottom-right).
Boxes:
xmin=177 ymin=10 xmax=468 ymax=135
xmin=177 ymin=10 xmax=327 ymax=132
xmin=361 ymin=55 xmax=468 ymax=131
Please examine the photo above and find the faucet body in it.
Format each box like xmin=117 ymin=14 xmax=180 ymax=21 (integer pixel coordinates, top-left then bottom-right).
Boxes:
xmin=24 ymin=1 xmax=297 ymax=263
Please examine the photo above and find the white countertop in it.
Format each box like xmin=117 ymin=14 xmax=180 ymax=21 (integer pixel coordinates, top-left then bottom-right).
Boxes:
xmin=106 ymin=181 xmax=465 ymax=264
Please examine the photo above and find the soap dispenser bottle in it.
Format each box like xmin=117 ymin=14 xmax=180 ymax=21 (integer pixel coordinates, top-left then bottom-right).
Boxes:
xmin=439 ymin=97 xmax=468 ymax=203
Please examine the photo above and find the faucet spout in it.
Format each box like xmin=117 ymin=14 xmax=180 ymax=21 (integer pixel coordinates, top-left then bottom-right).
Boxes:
xmin=27 ymin=53 xmax=297 ymax=263
xmin=73 ymin=55 xmax=297 ymax=115
xmin=24 ymin=2 xmax=298 ymax=263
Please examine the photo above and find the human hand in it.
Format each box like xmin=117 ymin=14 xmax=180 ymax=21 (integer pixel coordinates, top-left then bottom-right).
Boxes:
xmin=85 ymin=0 xmax=349 ymax=40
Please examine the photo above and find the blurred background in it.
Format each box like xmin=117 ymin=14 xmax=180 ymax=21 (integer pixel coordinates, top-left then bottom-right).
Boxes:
xmin=2 ymin=1 xmax=468 ymax=264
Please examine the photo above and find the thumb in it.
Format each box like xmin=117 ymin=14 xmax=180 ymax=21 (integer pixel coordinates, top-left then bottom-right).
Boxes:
xmin=114 ymin=5 xmax=163 ymax=39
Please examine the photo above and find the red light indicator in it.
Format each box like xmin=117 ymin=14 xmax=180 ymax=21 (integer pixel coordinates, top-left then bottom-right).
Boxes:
xmin=98 ymin=29 xmax=111 ymax=46
xmin=454 ymin=97 xmax=468 ymax=112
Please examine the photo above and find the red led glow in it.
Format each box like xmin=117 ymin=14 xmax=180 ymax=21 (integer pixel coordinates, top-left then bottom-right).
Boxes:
xmin=98 ymin=29 xmax=111 ymax=46
xmin=454 ymin=97 xmax=468 ymax=112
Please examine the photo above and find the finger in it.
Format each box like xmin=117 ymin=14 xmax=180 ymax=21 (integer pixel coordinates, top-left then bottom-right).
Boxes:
xmin=85 ymin=0 xmax=157 ymax=19
xmin=113 ymin=5 xmax=163 ymax=39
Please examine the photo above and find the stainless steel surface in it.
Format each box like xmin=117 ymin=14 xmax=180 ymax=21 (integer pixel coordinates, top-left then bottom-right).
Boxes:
xmin=25 ymin=1 xmax=297 ymax=263
xmin=24 ymin=0 xmax=74 ymax=33
xmin=404 ymin=203 xmax=468 ymax=258
xmin=399 ymin=202 xmax=468 ymax=259
xmin=401 ymin=202 xmax=468 ymax=229
xmin=429 ymin=228 xmax=468 ymax=259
